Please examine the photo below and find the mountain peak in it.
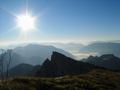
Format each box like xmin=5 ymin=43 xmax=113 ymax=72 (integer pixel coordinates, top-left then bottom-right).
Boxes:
xmin=43 ymin=58 xmax=51 ymax=65
xmin=52 ymin=51 xmax=67 ymax=58
xmin=51 ymin=51 xmax=75 ymax=63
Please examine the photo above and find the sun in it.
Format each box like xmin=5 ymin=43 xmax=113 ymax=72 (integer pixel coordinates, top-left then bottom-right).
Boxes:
xmin=16 ymin=13 xmax=36 ymax=32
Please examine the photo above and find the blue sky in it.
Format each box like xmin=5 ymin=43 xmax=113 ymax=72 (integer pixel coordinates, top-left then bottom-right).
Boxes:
xmin=0 ymin=0 xmax=120 ymax=44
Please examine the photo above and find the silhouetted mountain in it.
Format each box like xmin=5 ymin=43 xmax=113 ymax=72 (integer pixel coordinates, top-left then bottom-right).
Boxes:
xmin=83 ymin=54 xmax=120 ymax=70
xmin=36 ymin=52 xmax=97 ymax=77
xmin=80 ymin=42 xmax=120 ymax=57
xmin=9 ymin=63 xmax=41 ymax=77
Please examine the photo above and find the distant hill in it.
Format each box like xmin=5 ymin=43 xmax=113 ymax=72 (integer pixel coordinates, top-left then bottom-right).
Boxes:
xmin=1 ymin=44 xmax=74 ymax=68
xmin=36 ymin=52 xmax=98 ymax=77
xmin=9 ymin=63 xmax=34 ymax=77
xmin=80 ymin=42 xmax=120 ymax=57
xmin=83 ymin=54 xmax=120 ymax=70
xmin=9 ymin=63 xmax=41 ymax=77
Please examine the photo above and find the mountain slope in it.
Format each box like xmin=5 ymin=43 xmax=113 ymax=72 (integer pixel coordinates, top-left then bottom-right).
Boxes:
xmin=36 ymin=52 xmax=98 ymax=77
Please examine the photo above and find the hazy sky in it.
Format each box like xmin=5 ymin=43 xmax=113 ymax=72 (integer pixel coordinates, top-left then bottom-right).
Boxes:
xmin=0 ymin=0 xmax=120 ymax=45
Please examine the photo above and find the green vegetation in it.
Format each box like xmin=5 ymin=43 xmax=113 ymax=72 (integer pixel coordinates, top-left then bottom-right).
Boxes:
xmin=0 ymin=69 xmax=120 ymax=90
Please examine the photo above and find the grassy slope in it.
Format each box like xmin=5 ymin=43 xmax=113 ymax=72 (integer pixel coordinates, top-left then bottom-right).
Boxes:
xmin=0 ymin=69 xmax=120 ymax=90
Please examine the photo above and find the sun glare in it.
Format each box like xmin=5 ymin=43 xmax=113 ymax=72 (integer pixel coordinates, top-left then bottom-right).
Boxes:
xmin=17 ymin=13 xmax=36 ymax=32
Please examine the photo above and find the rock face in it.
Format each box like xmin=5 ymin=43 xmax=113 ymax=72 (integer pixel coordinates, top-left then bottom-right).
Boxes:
xmin=36 ymin=52 xmax=97 ymax=77
xmin=83 ymin=54 xmax=120 ymax=70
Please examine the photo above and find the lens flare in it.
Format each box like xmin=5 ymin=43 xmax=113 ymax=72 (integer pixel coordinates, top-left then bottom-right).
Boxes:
xmin=16 ymin=13 xmax=36 ymax=32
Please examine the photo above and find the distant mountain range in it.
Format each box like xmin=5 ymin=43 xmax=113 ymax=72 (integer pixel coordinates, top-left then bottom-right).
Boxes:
xmin=2 ymin=44 xmax=74 ymax=68
xmin=82 ymin=54 xmax=120 ymax=70
xmin=13 ymin=44 xmax=74 ymax=59
xmin=80 ymin=42 xmax=120 ymax=57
